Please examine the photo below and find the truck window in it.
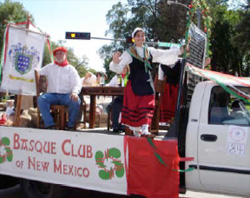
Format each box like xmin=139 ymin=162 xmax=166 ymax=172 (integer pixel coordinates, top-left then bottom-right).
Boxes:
xmin=208 ymin=86 xmax=250 ymax=126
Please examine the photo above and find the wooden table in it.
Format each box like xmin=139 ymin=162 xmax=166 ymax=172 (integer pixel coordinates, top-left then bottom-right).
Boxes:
xmin=80 ymin=86 xmax=124 ymax=128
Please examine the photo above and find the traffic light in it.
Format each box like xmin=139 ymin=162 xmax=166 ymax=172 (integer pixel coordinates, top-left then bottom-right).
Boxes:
xmin=65 ymin=32 xmax=91 ymax=40
xmin=126 ymin=37 xmax=134 ymax=43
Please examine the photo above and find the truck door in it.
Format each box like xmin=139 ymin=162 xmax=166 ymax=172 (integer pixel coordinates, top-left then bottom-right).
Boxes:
xmin=197 ymin=85 xmax=250 ymax=196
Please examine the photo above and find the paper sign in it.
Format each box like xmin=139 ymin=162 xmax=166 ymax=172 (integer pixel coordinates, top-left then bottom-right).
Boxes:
xmin=227 ymin=125 xmax=248 ymax=156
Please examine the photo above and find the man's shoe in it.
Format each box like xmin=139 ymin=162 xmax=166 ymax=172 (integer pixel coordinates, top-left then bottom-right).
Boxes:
xmin=67 ymin=127 xmax=75 ymax=131
xmin=46 ymin=125 xmax=56 ymax=130
xmin=113 ymin=128 xmax=119 ymax=133
xmin=119 ymin=125 xmax=125 ymax=132
xmin=113 ymin=128 xmax=124 ymax=133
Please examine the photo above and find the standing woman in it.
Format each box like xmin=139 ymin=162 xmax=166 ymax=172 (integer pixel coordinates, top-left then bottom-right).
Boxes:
xmin=110 ymin=27 xmax=183 ymax=137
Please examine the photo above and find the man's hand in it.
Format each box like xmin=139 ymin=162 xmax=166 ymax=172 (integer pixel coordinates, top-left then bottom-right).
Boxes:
xmin=70 ymin=93 xmax=78 ymax=101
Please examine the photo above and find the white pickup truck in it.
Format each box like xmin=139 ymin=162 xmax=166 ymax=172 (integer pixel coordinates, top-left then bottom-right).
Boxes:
xmin=178 ymin=80 xmax=250 ymax=197
xmin=0 ymin=79 xmax=249 ymax=198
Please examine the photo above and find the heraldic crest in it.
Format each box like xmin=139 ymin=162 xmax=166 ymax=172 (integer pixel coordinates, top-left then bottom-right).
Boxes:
xmin=8 ymin=43 xmax=40 ymax=75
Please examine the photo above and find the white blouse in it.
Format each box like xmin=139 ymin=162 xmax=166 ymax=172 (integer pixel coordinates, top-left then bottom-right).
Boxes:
xmin=106 ymin=75 xmax=126 ymax=87
xmin=110 ymin=46 xmax=181 ymax=74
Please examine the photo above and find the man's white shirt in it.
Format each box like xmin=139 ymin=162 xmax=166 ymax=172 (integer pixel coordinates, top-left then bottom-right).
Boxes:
xmin=38 ymin=63 xmax=82 ymax=94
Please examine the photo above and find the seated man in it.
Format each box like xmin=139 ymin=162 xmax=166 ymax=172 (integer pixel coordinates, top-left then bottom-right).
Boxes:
xmin=106 ymin=66 xmax=129 ymax=133
xmin=37 ymin=47 xmax=81 ymax=130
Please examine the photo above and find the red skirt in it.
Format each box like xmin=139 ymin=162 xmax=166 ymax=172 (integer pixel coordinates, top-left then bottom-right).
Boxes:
xmin=121 ymin=81 xmax=155 ymax=127
xmin=160 ymin=83 xmax=179 ymax=123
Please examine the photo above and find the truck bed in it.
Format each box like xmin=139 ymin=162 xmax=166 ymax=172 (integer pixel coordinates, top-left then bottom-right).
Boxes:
xmin=76 ymin=127 xmax=168 ymax=140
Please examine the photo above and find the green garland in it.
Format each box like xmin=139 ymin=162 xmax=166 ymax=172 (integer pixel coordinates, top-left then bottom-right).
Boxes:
xmin=184 ymin=0 xmax=212 ymax=60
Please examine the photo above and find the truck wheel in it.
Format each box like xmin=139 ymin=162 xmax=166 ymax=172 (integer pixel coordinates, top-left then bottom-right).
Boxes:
xmin=20 ymin=179 xmax=66 ymax=198
xmin=0 ymin=175 xmax=19 ymax=189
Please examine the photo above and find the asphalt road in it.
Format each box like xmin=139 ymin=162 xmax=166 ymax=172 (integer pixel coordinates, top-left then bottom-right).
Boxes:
xmin=0 ymin=184 xmax=245 ymax=198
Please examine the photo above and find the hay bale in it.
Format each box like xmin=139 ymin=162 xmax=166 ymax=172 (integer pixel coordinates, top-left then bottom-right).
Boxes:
xmin=19 ymin=109 xmax=33 ymax=127
xmin=28 ymin=107 xmax=38 ymax=127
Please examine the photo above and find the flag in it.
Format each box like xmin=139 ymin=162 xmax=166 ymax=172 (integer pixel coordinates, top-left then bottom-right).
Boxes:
xmin=125 ymin=137 xmax=180 ymax=198
xmin=186 ymin=63 xmax=250 ymax=103
xmin=0 ymin=25 xmax=46 ymax=95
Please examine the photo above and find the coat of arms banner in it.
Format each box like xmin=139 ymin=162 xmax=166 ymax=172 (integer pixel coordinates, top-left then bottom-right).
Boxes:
xmin=1 ymin=25 xmax=46 ymax=95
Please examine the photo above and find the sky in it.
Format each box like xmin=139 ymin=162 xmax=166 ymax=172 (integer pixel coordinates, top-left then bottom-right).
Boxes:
xmin=7 ymin=0 xmax=127 ymax=72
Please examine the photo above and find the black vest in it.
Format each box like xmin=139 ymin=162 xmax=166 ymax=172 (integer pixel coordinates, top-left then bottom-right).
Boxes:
xmin=160 ymin=59 xmax=181 ymax=85
xmin=128 ymin=55 xmax=155 ymax=96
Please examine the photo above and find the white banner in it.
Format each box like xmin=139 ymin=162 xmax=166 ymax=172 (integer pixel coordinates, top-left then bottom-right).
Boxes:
xmin=1 ymin=25 xmax=46 ymax=95
xmin=0 ymin=127 xmax=127 ymax=195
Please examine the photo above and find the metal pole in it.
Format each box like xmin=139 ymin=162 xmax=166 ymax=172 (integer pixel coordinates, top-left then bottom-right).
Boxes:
xmin=90 ymin=36 xmax=125 ymax=42
xmin=174 ymin=58 xmax=186 ymax=138
xmin=197 ymin=9 xmax=201 ymax=29
xmin=90 ymin=36 xmax=180 ymax=47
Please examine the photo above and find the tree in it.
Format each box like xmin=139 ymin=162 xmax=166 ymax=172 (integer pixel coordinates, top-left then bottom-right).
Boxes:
xmin=210 ymin=18 xmax=233 ymax=73
xmin=208 ymin=0 xmax=249 ymax=76
xmin=71 ymin=54 xmax=89 ymax=78
xmin=42 ymin=41 xmax=89 ymax=78
xmin=100 ymin=0 xmax=189 ymax=78
xmin=0 ymin=0 xmax=30 ymax=56
xmin=232 ymin=2 xmax=250 ymax=76
xmin=100 ymin=0 xmax=249 ymax=77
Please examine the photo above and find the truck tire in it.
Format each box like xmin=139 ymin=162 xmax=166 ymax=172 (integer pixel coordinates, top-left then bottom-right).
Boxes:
xmin=0 ymin=175 xmax=19 ymax=189
xmin=20 ymin=179 xmax=66 ymax=198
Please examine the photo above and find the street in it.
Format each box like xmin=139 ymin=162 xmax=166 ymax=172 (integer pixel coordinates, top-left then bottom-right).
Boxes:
xmin=0 ymin=184 xmax=245 ymax=198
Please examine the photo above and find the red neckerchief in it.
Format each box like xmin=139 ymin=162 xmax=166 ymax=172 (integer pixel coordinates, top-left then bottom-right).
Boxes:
xmin=54 ymin=59 xmax=69 ymax=67
xmin=121 ymin=73 xmax=126 ymax=79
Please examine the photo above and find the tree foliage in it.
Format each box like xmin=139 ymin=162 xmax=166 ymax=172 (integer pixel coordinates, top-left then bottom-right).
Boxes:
xmin=208 ymin=0 xmax=249 ymax=76
xmin=100 ymin=0 xmax=249 ymax=78
xmin=232 ymin=3 xmax=250 ymax=76
xmin=100 ymin=0 xmax=189 ymax=81
xmin=0 ymin=0 xmax=30 ymax=52
xmin=42 ymin=41 xmax=89 ymax=78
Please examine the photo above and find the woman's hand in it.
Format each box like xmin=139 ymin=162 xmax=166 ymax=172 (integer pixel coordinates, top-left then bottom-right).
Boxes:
xmin=205 ymin=58 xmax=211 ymax=66
xmin=180 ymin=43 xmax=190 ymax=54
xmin=112 ymin=51 xmax=121 ymax=64
xmin=180 ymin=46 xmax=185 ymax=54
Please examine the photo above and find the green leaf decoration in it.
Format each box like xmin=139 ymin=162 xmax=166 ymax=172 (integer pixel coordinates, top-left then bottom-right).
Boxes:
xmin=112 ymin=161 xmax=122 ymax=166
xmin=95 ymin=151 xmax=104 ymax=160
xmin=108 ymin=148 xmax=121 ymax=158
xmin=2 ymin=137 xmax=10 ymax=146
xmin=115 ymin=167 xmax=125 ymax=178
xmin=7 ymin=154 xmax=13 ymax=162
xmin=99 ymin=170 xmax=111 ymax=180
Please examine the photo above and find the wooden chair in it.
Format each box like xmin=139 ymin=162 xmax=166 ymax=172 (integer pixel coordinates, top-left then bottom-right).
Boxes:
xmin=35 ymin=70 xmax=87 ymax=130
xmin=76 ymin=99 xmax=87 ymax=129
xmin=107 ymin=96 xmax=115 ymax=131
xmin=35 ymin=70 xmax=68 ymax=130
xmin=149 ymin=74 xmax=166 ymax=134
xmin=107 ymin=106 xmax=112 ymax=131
